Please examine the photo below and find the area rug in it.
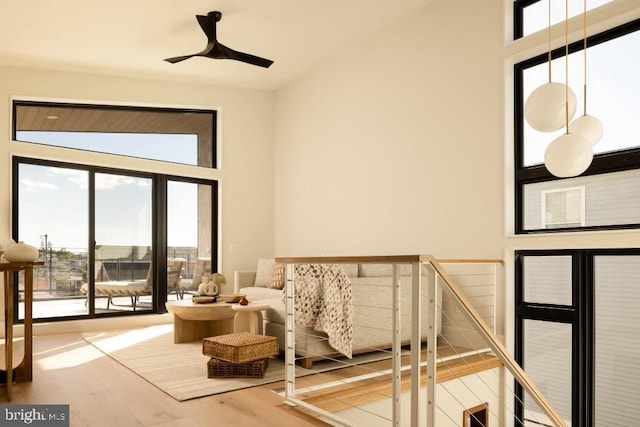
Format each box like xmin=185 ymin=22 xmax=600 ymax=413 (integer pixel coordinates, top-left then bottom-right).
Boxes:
xmin=82 ymin=324 xmax=394 ymax=402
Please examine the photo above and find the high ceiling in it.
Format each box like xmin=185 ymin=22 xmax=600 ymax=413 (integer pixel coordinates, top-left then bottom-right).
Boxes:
xmin=0 ymin=0 xmax=431 ymax=90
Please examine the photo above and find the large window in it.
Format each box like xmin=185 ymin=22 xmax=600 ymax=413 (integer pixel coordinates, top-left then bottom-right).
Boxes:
xmin=516 ymin=250 xmax=640 ymax=427
xmin=513 ymin=4 xmax=640 ymax=427
xmin=10 ymin=101 xmax=218 ymax=322
xmin=514 ymin=18 xmax=640 ymax=233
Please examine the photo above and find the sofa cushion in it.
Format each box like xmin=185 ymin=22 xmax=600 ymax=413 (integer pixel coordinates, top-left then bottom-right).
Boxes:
xmin=269 ymin=263 xmax=285 ymax=290
xmin=340 ymin=263 xmax=358 ymax=278
xmin=240 ymin=286 xmax=281 ymax=302
xmin=254 ymin=258 xmax=275 ymax=287
xmin=261 ymin=297 xmax=286 ymax=324
xmin=359 ymin=264 xmax=391 ymax=277
xmin=358 ymin=263 xmax=412 ymax=277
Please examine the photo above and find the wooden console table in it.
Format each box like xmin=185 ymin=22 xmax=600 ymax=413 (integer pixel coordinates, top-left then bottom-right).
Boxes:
xmin=0 ymin=260 xmax=43 ymax=401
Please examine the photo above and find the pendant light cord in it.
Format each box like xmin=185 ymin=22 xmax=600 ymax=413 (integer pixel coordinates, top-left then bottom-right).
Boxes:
xmin=548 ymin=0 xmax=552 ymax=82
xmin=565 ymin=0 xmax=570 ymax=134
xmin=583 ymin=0 xmax=588 ymax=115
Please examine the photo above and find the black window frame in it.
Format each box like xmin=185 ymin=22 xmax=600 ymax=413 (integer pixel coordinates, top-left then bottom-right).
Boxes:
xmin=514 ymin=18 xmax=640 ymax=234
xmin=514 ymin=0 xmax=539 ymax=40
xmin=11 ymin=155 xmax=218 ymax=323
xmin=515 ymin=248 xmax=640 ymax=427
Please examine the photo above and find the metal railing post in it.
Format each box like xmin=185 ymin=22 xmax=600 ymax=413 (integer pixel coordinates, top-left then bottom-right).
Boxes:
xmin=411 ymin=261 xmax=421 ymax=426
xmin=391 ymin=264 xmax=401 ymax=426
xmin=426 ymin=266 xmax=438 ymax=427
xmin=284 ymin=263 xmax=296 ymax=400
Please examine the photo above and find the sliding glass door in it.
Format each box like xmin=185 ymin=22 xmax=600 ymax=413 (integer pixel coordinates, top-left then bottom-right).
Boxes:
xmin=13 ymin=157 xmax=218 ymax=321
xmin=94 ymin=172 xmax=153 ymax=312
xmin=16 ymin=163 xmax=90 ymax=319
xmin=167 ymin=180 xmax=215 ymax=298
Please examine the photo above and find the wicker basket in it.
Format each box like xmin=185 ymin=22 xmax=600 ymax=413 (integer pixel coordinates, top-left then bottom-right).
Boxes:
xmin=202 ymin=332 xmax=279 ymax=364
xmin=207 ymin=357 xmax=269 ymax=378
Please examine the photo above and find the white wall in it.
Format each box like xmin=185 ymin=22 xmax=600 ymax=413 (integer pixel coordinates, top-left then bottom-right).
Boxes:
xmin=273 ymin=0 xmax=640 ymax=350
xmin=274 ymin=0 xmax=505 ymax=259
xmin=0 ymin=65 xmax=275 ymax=332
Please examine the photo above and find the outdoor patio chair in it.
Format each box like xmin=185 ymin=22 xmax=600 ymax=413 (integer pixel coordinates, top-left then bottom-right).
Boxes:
xmin=80 ymin=258 xmax=186 ymax=309
xmin=177 ymin=257 xmax=211 ymax=298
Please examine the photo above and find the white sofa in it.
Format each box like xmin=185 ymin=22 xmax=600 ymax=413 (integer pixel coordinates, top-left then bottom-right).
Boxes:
xmin=234 ymin=259 xmax=442 ymax=368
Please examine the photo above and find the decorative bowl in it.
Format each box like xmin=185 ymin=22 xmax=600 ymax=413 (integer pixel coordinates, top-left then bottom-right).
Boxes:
xmin=218 ymin=294 xmax=246 ymax=303
xmin=3 ymin=241 xmax=39 ymax=262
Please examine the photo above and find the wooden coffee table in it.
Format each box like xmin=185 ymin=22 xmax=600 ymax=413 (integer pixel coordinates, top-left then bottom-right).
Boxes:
xmin=165 ymin=300 xmax=235 ymax=343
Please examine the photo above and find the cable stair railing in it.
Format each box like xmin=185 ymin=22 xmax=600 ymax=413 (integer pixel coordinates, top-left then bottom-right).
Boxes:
xmin=276 ymin=255 xmax=568 ymax=427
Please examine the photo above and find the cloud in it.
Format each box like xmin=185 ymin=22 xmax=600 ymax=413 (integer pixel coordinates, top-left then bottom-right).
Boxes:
xmin=47 ymin=168 xmax=88 ymax=189
xmin=20 ymin=178 xmax=57 ymax=192
xmin=43 ymin=168 xmax=149 ymax=190
xmin=96 ymin=174 xmax=149 ymax=190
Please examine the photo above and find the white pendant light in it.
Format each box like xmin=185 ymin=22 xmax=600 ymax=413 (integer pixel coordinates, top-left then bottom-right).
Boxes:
xmin=571 ymin=114 xmax=603 ymax=145
xmin=545 ymin=133 xmax=593 ymax=177
xmin=544 ymin=0 xmax=593 ymax=178
xmin=524 ymin=0 xmax=577 ymax=132
xmin=525 ymin=82 xmax=577 ymax=132
xmin=570 ymin=0 xmax=604 ymax=146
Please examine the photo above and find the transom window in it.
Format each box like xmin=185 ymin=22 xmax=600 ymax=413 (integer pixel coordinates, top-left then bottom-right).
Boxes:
xmin=13 ymin=101 xmax=217 ymax=168
xmin=514 ymin=0 xmax=614 ymax=39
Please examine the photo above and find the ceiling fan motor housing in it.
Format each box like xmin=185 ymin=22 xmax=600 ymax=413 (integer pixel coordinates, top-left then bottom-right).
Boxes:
xmin=208 ymin=11 xmax=222 ymax=22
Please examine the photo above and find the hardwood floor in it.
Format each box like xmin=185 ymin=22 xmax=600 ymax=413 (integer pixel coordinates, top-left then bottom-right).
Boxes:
xmin=3 ymin=332 xmax=329 ymax=427
xmin=299 ymin=353 xmax=502 ymax=413
xmin=3 ymin=332 xmax=500 ymax=426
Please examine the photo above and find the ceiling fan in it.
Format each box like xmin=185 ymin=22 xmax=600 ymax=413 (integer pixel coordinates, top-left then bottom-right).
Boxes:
xmin=164 ymin=11 xmax=274 ymax=68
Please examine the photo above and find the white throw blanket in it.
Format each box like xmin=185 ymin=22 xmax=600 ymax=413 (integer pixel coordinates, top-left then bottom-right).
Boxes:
xmin=292 ymin=264 xmax=353 ymax=358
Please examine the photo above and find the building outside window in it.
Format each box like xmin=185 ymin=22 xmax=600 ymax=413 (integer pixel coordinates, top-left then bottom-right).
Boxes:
xmin=541 ymin=187 xmax=584 ymax=229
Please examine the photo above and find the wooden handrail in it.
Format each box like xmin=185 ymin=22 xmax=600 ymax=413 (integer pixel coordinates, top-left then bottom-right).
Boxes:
xmin=437 ymin=259 xmax=503 ymax=265
xmin=423 ymin=255 xmax=567 ymax=427
xmin=275 ymin=255 xmax=502 ymax=265
xmin=276 ymin=255 xmax=422 ymax=264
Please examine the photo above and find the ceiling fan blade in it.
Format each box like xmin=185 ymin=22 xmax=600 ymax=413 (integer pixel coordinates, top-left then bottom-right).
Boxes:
xmin=163 ymin=54 xmax=196 ymax=64
xmin=214 ymin=43 xmax=274 ymax=68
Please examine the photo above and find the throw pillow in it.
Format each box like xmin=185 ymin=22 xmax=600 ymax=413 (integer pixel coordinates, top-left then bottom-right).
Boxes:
xmin=269 ymin=263 xmax=285 ymax=290
xmin=254 ymin=258 xmax=275 ymax=287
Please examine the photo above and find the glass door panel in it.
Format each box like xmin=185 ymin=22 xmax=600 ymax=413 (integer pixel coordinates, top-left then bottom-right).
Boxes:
xmin=523 ymin=320 xmax=573 ymax=426
xmin=94 ymin=172 xmax=153 ymax=312
xmin=167 ymin=180 xmax=213 ymax=299
xmin=17 ymin=163 xmax=89 ymax=319
xmin=523 ymin=255 xmax=573 ymax=305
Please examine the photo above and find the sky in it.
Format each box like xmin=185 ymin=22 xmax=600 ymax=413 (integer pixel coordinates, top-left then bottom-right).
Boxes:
xmin=523 ymin=0 xmax=613 ymax=37
xmin=17 ymin=133 xmax=200 ymax=252
xmin=522 ymin=0 xmax=640 ymax=166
